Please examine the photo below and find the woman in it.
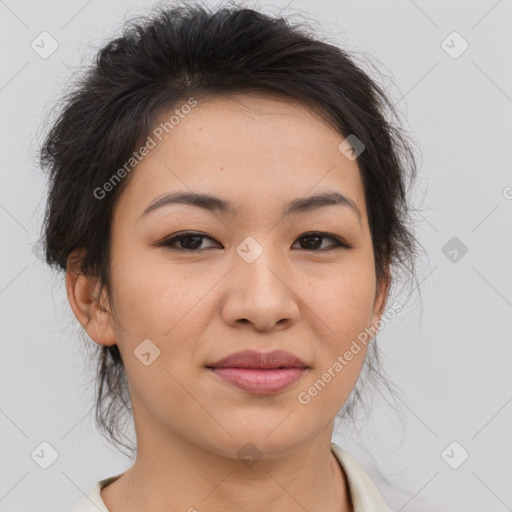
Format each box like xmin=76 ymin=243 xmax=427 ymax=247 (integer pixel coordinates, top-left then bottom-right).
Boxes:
xmin=40 ymin=4 xmax=419 ymax=511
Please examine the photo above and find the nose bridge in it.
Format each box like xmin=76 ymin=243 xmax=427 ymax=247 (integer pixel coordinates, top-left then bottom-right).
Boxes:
xmin=235 ymin=238 xmax=289 ymax=300
xmin=221 ymin=236 xmax=299 ymax=330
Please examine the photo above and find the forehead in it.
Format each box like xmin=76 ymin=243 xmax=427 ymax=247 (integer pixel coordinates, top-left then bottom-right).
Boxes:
xmin=115 ymin=93 xmax=368 ymax=225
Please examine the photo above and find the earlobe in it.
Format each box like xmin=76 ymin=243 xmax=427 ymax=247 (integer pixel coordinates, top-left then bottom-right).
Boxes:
xmin=65 ymin=248 xmax=117 ymax=346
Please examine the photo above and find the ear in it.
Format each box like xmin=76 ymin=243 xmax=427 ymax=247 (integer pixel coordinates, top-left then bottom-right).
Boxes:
xmin=370 ymin=271 xmax=391 ymax=331
xmin=65 ymin=248 xmax=116 ymax=346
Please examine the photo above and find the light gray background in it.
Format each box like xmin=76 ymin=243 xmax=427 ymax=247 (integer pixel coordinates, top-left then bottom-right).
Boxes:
xmin=1 ymin=0 xmax=511 ymax=511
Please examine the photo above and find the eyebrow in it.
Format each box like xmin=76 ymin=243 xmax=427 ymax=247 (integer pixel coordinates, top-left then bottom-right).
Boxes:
xmin=139 ymin=190 xmax=362 ymax=224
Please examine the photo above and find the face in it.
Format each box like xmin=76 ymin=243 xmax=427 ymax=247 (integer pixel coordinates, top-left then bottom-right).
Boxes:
xmin=71 ymin=93 xmax=388 ymax=461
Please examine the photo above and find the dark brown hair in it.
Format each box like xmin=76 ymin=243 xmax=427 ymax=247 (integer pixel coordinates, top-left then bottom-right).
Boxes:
xmin=40 ymin=2 xmax=421 ymax=458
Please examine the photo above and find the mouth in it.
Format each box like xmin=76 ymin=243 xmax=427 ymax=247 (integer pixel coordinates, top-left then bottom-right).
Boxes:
xmin=206 ymin=350 xmax=309 ymax=394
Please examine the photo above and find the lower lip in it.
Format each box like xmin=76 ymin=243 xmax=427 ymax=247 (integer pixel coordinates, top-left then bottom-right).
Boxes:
xmin=210 ymin=367 xmax=307 ymax=394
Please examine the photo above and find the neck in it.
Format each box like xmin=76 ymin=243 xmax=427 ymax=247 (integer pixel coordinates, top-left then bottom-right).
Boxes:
xmin=101 ymin=427 xmax=352 ymax=512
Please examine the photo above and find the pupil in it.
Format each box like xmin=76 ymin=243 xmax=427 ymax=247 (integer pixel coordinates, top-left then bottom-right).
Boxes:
xmin=182 ymin=236 xmax=202 ymax=249
xmin=302 ymin=236 xmax=321 ymax=249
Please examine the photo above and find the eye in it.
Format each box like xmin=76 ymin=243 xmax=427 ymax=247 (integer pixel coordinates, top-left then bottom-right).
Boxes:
xmin=158 ymin=231 xmax=351 ymax=252
xmin=292 ymin=232 xmax=351 ymax=251
xmin=158 ymin=232 xmax=221 ymax=251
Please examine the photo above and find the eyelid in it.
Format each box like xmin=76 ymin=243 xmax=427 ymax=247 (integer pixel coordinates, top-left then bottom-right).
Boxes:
xmin=157 ymin=231 xmax=220 ymax=249
xmin=294 ymin=231 xmax=352 ymax=249
xmin=158 ymin=231 xmax=352 ymax=251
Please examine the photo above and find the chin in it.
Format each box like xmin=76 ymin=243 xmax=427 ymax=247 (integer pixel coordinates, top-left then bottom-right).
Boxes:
xmin=204 ymin=415 xmax=318 ymax=457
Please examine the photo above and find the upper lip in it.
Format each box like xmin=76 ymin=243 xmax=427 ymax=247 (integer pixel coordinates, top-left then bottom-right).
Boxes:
xmin=208 ymin=350 xmax=308 ymax=369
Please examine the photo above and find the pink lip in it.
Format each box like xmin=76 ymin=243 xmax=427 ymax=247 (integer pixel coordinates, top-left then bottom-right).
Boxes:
xmin=207 ymin=350 xmax=308 ymax=394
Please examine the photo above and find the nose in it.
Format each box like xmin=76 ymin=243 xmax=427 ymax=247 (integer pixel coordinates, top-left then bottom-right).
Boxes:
xmin=220 ymin=247 xmax=300 ymax=332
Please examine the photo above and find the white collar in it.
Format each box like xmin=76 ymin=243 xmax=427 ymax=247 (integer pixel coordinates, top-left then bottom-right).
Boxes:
xmin=330 ymin=442 xmax=391 ymax=511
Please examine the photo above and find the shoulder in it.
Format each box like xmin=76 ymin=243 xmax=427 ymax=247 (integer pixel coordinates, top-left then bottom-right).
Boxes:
xmin=68 ymin=475 xmax=121 ymax=512
xmin=331 ymin=442 xmax=391 ymax=512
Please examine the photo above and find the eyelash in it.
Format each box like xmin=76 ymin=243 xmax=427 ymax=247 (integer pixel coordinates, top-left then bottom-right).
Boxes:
xmin=158 ymin=231 xmax=352 ymax=252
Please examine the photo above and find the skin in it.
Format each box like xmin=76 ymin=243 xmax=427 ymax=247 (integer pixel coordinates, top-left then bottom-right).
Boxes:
xmin=66 ymin=93 xmax=389 ymax=512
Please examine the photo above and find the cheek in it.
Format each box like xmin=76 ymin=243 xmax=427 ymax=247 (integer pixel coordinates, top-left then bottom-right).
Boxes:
xmin=108 ymin=244 xmax=221 ymax=402
xmin=297 ymin=276 xmax=374 ymax=413
xmin=302 ymin=261 xmax=377 ymax=344
xmin=296 ymin=257 xmax=376 ymax=408
xmin=109 ymin=241 xmax=210 ymax=337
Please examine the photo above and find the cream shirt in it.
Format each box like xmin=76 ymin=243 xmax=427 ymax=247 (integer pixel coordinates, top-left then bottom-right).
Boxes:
xmin=69 ymin=442 xmax=390 ymax=511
